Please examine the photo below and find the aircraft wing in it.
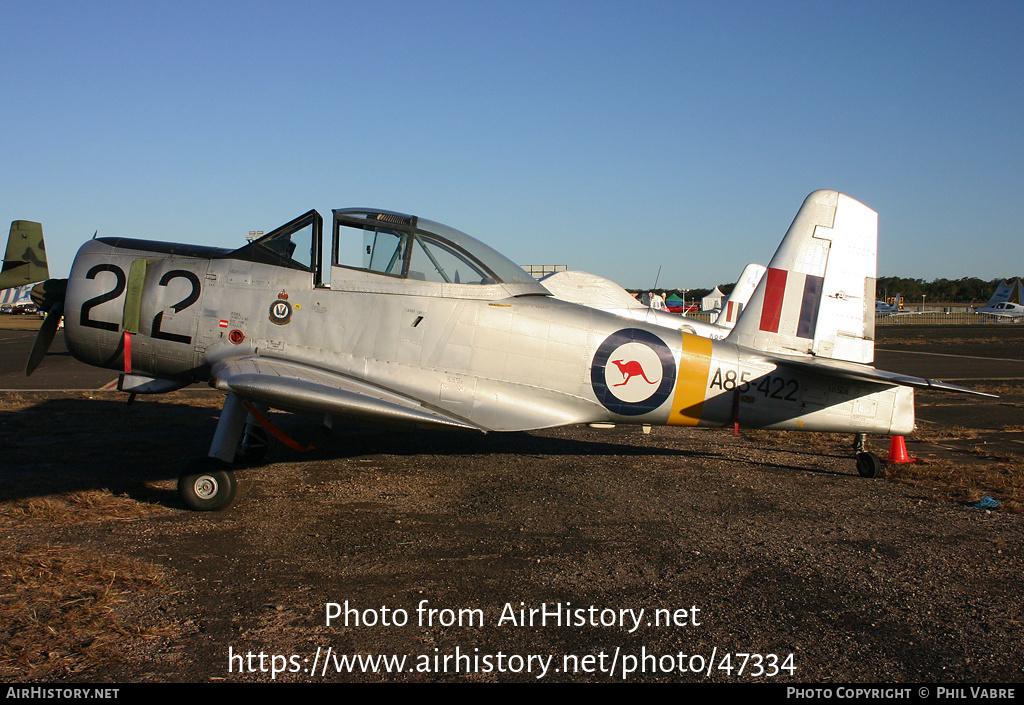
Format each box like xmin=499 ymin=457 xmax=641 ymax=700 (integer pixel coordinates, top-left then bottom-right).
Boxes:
xmin=210 ymin=356 xmax=488 ymax=432
xmin=763 ymin=353 xmax=997 ymax=397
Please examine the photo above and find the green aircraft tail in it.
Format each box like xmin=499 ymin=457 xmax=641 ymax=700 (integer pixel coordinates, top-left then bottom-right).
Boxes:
xmin=0 ymin=220 xmax=49 ymax=288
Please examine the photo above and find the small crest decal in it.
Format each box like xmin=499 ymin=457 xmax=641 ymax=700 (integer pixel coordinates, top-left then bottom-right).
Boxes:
xmin=269 ymin=298 xmax=293 ymax=325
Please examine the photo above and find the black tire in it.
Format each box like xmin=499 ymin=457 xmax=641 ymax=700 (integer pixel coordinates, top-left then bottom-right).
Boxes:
xmin=856 ymin=452 xmax=883 ymax=478
xmin=179 ymin=459 xmax=237 ymax=511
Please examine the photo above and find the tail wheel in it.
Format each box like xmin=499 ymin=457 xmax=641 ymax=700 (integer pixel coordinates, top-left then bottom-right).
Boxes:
xmin=179 ymin=459 xmax=237 ymax=511
xmin=856 ymin=452 xmax=883 ymax=478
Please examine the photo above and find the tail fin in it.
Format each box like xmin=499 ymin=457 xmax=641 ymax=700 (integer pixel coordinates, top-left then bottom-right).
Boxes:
xmin=983 ymin=279 xmax=1024 ymax=308
xmin=0 ymin=221 xmax=49 ymax=289
xmin=714 ymin=263 xmax=766 ymax=329
xmin=727 ymin=190 xmax=877 ymax=364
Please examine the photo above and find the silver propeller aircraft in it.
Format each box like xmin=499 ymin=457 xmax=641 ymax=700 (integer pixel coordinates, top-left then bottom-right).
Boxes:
xmin=4 ymin=191 xmax=987 ymax=510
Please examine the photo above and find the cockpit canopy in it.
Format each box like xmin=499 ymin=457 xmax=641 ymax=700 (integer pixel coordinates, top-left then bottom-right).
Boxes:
xmin=332 ymin=209 xmax=539 ymax=287
xmin=226 ymin=208 xmax=548 ymax=296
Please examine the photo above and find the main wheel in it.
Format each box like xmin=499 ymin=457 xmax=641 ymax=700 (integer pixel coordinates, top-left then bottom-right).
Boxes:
xmin=179 ymin=459 xmax=237 ymax=511
xmin=856 ymin=451 xmax=883 ymax=478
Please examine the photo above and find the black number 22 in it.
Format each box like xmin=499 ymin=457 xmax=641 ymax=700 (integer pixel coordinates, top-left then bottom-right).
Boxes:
xmin=79 ymin=264 xmax=200 ymax=346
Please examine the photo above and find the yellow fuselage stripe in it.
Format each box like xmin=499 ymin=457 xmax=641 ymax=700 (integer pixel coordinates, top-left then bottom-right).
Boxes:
xmin=668 ymin=333 xmax=714 ymax=426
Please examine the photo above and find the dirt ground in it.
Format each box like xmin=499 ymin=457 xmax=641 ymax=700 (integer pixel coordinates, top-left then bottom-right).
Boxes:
xmin=2 ymin=326 xmax=1023 ymax=683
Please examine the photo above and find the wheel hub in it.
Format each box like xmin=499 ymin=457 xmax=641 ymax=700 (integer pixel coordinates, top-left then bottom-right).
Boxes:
xmin=193 ymin=475 xmax=219 ymax=499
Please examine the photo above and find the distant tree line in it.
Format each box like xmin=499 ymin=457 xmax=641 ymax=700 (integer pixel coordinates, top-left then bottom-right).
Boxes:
xmin=630 ymin=276 xmax=1022 ymax=305
xmin=874 ymin=276 xmax=1022 ymax=303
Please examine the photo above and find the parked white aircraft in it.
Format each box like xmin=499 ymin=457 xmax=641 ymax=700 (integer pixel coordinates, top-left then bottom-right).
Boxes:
xmin=976 ymin=280 xmax=1024 ymax=319
xmin=714 ymin=263 xmax=766 ymax=328
xmin=876 ymin=295 xmax=901 ymax=314
xmin=541 ymin=263 xmax=765 ymax=340
xmin=874 ymin=293 xmax=924 ymax=317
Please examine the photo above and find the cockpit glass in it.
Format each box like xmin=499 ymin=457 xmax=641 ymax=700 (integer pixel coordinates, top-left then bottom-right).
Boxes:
xmin=333 ymin=209 xmax=537 ymax=286
xmin=416 ymin=217 xmax=537 ymax=285
xmin=268 ymin=220 xmax=314 ymax=271
xmin=226 ymin=210 xmax=322 ymax=284
xmin=363 ymin=228 xmax=407 ymax=276
xmin=410 ymin=234 xmax=493 ymax=284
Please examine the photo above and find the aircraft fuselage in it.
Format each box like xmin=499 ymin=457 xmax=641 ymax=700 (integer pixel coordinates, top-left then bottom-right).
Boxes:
xmin=62 ymin=238 xmax=914 ymax=436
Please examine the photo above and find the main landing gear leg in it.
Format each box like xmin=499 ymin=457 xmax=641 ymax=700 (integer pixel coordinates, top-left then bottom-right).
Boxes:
xmin=178 ymin=392 xmax=246 ymax=511
xmin=239 ymin=401 xmax=270 ymax=463
xmin=853 ymin=433 xmax=867 ymax=454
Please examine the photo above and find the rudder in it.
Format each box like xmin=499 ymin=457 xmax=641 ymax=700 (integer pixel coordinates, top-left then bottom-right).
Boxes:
xmin=727 ymin=190 xmax=877 ymax=364
xmin=0 ymin=221 xmax=49 ymax=289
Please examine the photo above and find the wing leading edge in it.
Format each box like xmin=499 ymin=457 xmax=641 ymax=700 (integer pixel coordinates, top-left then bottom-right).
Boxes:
xmin=210 ymin=357 xmax=488 ymax=433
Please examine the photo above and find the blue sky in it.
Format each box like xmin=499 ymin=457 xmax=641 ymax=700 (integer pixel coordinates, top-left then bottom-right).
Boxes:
xmin=3 ymin=1 xmax=1022 ymax=289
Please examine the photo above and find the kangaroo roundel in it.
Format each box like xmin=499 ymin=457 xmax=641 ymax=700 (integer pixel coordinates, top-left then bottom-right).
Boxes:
xmin=591 ymin=328 xmax=676 ymax=415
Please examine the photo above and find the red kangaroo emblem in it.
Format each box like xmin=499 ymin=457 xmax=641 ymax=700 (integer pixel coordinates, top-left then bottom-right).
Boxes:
xmin=611 ymin=359 xmax=657 ymax=387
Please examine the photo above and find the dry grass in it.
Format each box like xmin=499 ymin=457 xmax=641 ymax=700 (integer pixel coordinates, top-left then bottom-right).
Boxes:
xmin=741 ymin=428 xmax=1024 ymax=512
xmin=880 ymin=335 xmax=1015 ymax=347
xmin=741 ymin=430 xmax=854 ymax=450
xmin=0 ymin=489 xmax=169 ymax=529
xmin=908 ymin=425 xmax=983 ymax=442
xmin=0 ymin=391 xmax=34 ymax=413
xmin=0 ymin=544 xmax=175 ymax=680
xmin=0 ymin=393 xmax=213 ymax=680
xmin=0 ymin=488 xmax=177 ymax=680
xmin=957 ymin=380 xmax=1024 ymax=395
xmin=886 ymin=457 xmax=1024 ymax=512
xmin=899 ymin=427 xmax=1024 ymax=511
xmin=0 ymin=317 xmax=43 ymax=331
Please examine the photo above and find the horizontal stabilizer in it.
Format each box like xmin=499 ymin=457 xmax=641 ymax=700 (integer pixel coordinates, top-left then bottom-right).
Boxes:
xmin=767 ymin=352 xmax=996 ymax=398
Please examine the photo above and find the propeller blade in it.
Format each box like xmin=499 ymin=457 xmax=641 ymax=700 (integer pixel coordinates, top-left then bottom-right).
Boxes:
xmin=30 ymin=277 xmax=67 ymax=311
xmin=26 ymin=301 xmax=63 ymax=376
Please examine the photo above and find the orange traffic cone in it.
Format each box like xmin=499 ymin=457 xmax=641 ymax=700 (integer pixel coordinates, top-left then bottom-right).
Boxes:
xmin=885 ymin=435 xmax=916 ymax=463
